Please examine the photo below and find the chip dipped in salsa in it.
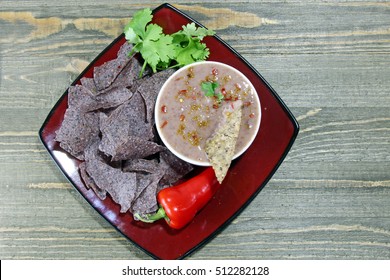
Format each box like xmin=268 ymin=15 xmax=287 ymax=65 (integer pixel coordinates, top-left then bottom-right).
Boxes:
xmin=155 ymin=61 xmax=261 ymax=166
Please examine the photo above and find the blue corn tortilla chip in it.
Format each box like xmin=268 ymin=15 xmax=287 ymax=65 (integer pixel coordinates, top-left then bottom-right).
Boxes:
xmin=84 ymin=140 xmax=137 ymax=213
xmin=98 ymin=91 xmax=161 ymax=161
xmin=55 ymin=108 xmax=99 ymax=160
xmin=79 ymin=162 xmax=107 ymax=200
xmin=137 ymin=68 xmax=176 ymax=124
xmin=100 ymin=134 xmax=165 ymax=161
xmin=68 ymin=84 xmax=134 ymax=112
xmin=99 ymin=91 xmax=154 ymax=140
xmin=93 ymin=42 xmax=134 ymax=91
xmin=131 ymin=172 xmax=163 ymax=214
xmin=159 ymin=149 xmax=194 ymax=188
xmin=111 ymin=56 xmax=143 ymax=89
xmin=80 ymin=77 xmax=98 ymax=94
xmin=122 ymin=158 xmax=160 ymax=174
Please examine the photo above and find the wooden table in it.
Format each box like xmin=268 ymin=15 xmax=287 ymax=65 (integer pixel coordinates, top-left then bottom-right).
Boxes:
xmin=1 ymin=0 xmax=389 ymax=260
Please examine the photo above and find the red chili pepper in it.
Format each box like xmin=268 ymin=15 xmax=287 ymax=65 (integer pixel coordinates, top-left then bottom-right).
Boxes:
xmin=135 ymin=167 xmax=220 ymax=229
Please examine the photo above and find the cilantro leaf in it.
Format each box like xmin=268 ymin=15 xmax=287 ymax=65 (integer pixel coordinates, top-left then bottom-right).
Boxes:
xmin=174 ymin=40 xmax=210 ymax=66
xmin=215 ymin=92 xmax=224 ymax=103
xmin=201 ymin=81 xmax=219 ymax=97
xmin=201 ymin=81 xmax=225 ymax=104
xmin=124 ymin=9 xmax=175 ymax=76
xmin=140 ymin=24 xmax=176 ymax=73
xmin=124 ymin=8 xmax=152 ymax=40
xmin=172 ymin=23 xmax=215 ymax=67
xmin=181 ymin=22 xmax=215 ymax=40
xmin=124 ymin=26 xmax=139 ymax=44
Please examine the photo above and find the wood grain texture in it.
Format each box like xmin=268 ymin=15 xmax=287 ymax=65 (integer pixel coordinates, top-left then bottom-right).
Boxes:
xmin=0 ymin=0 xmax=389 ymax=260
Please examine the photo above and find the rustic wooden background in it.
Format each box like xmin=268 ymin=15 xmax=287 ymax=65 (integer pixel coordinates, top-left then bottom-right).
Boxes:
xmin=1 ymin=0 xmax=389 ymax=259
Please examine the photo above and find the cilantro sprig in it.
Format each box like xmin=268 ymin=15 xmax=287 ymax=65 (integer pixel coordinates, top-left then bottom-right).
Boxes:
xmin=201 ymin=81 xmax=224 ymax=103
xmin=171 ymin=22 xmax=214 ymax=67
xmin=124 ymin=8 xmax=215 ymax=77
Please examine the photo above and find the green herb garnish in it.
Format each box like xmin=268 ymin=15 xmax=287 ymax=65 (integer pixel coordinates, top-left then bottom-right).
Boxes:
xmin=201 ymin=81 xmax=224 ymax=103
xmin=124 ymin=8 xmax=215 ymax=77
xmin=215 ymin=92 xmax=224 ymax=103
xmin=124 ymin=9 xmax=175 ymax=76
xmin=201 ymin=81 xmax=219 ymax=97
xmin=171 ymin=22 xmax=215 ymax=67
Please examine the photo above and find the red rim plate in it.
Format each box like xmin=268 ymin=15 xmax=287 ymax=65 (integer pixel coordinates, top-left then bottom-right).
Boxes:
xmin=39 ymin=3 xmax=299 ymax=259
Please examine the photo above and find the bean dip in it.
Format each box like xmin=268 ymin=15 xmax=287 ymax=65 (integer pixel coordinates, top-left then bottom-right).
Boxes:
xmin=155 ymin=61 xmax=261 ymax=165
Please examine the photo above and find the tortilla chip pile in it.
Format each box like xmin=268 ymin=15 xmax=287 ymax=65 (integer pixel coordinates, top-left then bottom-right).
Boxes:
xmin=55 ymin=42 xmax=193 ymax=216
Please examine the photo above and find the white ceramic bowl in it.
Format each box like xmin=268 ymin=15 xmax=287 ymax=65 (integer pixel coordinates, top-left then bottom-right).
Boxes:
xmin=155 ymin=61 xmax=261 ymax=166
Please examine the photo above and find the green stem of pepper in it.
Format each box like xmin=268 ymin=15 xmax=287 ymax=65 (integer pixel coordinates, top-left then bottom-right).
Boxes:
xmin=134 ymin=207 xmax=169 ymax=223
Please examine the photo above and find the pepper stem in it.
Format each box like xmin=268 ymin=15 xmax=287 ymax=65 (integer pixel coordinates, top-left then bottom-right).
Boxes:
xmin=134 ymin=207 xmax=168 ymax=223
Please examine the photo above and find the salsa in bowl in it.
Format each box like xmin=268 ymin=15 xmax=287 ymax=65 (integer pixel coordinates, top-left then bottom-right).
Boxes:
xmin=155 ymin=61 xmax=261 ymax=167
